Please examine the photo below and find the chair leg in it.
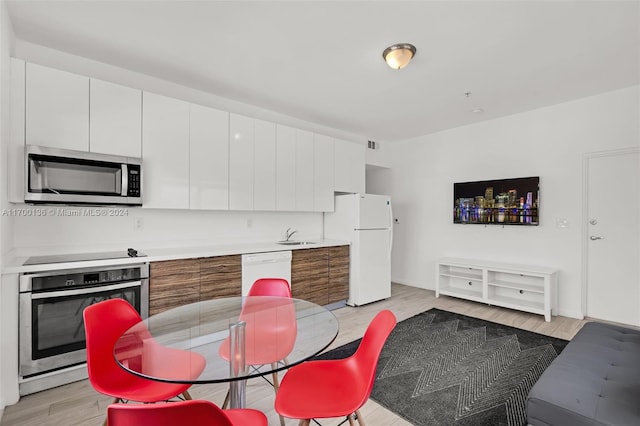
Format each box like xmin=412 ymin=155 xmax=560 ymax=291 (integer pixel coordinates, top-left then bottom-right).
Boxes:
xmin=347 ymin=413 xmax=356 ymax=426
xmin=181 ymin=390 xmax=193 ymax=400
xmin=298 ymin=420 xmax=311 ymax=426
xmin=270 ymin=363 xmax=286 ymax=426
xmin=354 ymin=409 xmax=366 ymax=426
xmin=221 ymin=390 xmax=230 ymax=409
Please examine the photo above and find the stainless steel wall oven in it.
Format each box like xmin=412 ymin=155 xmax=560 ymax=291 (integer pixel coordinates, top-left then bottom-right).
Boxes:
xmin=18 ymin=263 xmax=149 ymax=395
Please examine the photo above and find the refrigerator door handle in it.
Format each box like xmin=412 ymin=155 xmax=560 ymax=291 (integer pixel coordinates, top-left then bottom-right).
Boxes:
xmin=388 ymin=201 xmax=393 ymax=258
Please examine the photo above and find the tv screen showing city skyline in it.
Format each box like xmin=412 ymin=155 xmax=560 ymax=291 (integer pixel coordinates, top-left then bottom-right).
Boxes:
xmin=453 ymin=176 xmax=539 ymax=225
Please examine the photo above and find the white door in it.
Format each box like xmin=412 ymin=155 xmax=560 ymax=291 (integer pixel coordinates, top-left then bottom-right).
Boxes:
xmin=276 ymin=124 xmax=296 ymax=211
xmin=26 ymin=63 xmax=89 ymax=151
xmin=351 ymin=229 xmax=392 ymax=305
xmin=358 ymin=194 xmax=392 ymax=230
xmin=253 ymin=119 xmax=276 ymax=211
xmin=190 ymin=104 xmax=229 ymax=210
xmin=314 ymin=134 xmax=334 ymax=212
xmin=586 ymin=149 xmax=640 ymax=325
xmin=294 ymin=129 xmax=314 ymax=211
xmin=142 ymin=92 xmax=190 ymax=209
xmin=229 ymin=113 xmax=254 ymax=210
xmin=89 ymin=78 xmax=142 ymax=157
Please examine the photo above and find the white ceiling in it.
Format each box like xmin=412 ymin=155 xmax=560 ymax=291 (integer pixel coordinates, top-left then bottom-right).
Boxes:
xmin=5 ymin=1 xmax=640 ymax=142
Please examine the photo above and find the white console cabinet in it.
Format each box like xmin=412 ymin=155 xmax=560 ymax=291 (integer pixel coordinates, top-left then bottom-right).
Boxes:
xmin=436 ymin=258 xmax=558 ymax=321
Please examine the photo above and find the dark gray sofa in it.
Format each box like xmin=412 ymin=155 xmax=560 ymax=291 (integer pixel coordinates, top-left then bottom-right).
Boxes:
xmin=527 ymin=321 xmax=640 ymax=425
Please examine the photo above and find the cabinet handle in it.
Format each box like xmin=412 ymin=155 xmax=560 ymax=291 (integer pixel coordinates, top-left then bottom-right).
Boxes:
xmin=519 ymin=289 xmax=524 ymax=294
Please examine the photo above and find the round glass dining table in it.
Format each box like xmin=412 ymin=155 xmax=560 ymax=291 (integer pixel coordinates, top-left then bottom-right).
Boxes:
xmin=113 ymin=296 xmax=339 ymax=408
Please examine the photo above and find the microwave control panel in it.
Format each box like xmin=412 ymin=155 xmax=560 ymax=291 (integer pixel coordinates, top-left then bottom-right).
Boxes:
xmin=127 ymin=165 xmax=141 ymax=197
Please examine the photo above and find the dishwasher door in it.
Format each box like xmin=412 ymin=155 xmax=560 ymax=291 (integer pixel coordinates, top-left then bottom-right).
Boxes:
xmin=241 ymin=251 xmax=292 ymax=296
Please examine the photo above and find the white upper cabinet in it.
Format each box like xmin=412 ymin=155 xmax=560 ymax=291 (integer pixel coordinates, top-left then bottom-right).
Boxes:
xmin=26 ymin=63 xmax=89 ymax=151
xmin=190 ymin=104 xmax=230 ymax=210
xmin=313 ymin=134 xmax=335 ymax=212
xmin=229 ymin=113 xmax=255 ymax=210
xmin=142 ymin=92 xmax=190 ymax=209
xmin=89 ymin=78 xmax=142 ymax=157
xmin=334 ymin=139 xmax=365 ymax=194
xmin=295 ymin=129 xmax=314 ymax=211
xmin=253 ymin=119 xmax=277 ymax=211
xmin=276 ymin=124 xmax=296 ymax=211
xmin=9 ymin=58 xmax=26 ymax=203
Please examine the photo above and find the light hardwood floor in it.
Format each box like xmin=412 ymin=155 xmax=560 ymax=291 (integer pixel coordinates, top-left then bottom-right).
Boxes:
xmin=1 ymin=284 xmax=588 ymax=426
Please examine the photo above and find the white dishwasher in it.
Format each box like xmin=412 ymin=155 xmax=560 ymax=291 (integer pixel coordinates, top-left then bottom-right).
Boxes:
xmin=241 ymin=251 xmax=292 ymax=296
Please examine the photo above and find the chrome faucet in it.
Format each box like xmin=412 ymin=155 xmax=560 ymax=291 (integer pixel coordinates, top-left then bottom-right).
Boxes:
xmin=285 ymin=228 xmax=298 ymax=241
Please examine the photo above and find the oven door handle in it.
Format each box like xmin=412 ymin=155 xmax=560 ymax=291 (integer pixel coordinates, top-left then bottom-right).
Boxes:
xmin=30 ymin=281 xmax=142 ymax=299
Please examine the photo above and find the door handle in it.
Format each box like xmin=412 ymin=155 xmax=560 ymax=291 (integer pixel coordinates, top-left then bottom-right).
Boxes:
xmin=590 ymin=235 xmax=604 ymax=241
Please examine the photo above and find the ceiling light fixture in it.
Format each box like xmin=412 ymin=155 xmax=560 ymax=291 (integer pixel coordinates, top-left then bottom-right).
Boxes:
xmin=382 ymin=43 xmax=417 ymax=70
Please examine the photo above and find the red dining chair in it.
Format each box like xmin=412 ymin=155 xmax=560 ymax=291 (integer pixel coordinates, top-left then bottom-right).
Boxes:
xmin=219 ymin=278 xmax=296 ymax=424
xmin=107 ymin=399 xmax=268 ymax=426
xmin=83 ymin=299 xmax=206 ymax=426
xmin=247 ymin=277 xmax=293 ymax=298
xmin=275 ymin=309 xmax=397 ymax=426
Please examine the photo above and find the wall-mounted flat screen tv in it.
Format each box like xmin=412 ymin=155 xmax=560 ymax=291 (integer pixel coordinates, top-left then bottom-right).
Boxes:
xmin=454 ymin=176 xmax=539 ymax=225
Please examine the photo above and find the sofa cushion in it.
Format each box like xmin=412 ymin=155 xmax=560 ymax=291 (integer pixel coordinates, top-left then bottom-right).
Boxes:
xmin=527 ymin=321 xmax=640 ymax=426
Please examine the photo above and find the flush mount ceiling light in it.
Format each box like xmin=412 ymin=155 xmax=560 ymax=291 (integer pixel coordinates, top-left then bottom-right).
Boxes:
xmin=382 ymin=43 xmax=417 ymax=69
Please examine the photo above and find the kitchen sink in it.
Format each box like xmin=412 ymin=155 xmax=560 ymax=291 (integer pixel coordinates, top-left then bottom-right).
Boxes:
xmin=276 ymin=241 xmax=316 ymax=246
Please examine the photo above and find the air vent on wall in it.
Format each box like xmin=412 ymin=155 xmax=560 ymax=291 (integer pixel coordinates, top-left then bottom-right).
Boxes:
xmin=367 ymin=140 xmax=379 ymax=150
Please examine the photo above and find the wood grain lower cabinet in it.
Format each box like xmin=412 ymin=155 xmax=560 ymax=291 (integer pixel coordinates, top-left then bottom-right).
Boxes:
xmin=291 ymin=248 xmax=329 ymax=306
xmin=328 ymin=246 xmax=350 ymax=304
xmin=200 ymin=255 xmax=242 ymax=301
xmin=291 ymin=246 xmax=349 ymax=306
xmin=149 ymin=258 xmax=200 ymax=315
xmin=150 ymin=247 xmax=348 ymax=314
xmin=150 ymin=255 xmax=242 ymax=315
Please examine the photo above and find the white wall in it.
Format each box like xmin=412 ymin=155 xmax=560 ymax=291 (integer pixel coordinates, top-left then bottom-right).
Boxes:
xmin=0 ymin=0 xmax=17 ymax=409
xmin=388 ymin=86 xmax=640 ymax=319
xmin=6 ymin=41 xmax=369 ymax=255
xmin=11 ymin=208 xmax=321 ymax=255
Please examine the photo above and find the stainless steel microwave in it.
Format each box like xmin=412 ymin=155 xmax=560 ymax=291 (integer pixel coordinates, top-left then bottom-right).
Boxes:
xmin=25 ymin=145 xmax=142 ymax=205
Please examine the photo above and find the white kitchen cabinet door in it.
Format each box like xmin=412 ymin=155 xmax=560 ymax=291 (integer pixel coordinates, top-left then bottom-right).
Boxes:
xmin=190 ymin=104 xmax=229 ymax=210
xmin=253 ymin=119 xmax=276 ymax=211
xmin=276 ymin=124 xmax=296 ymax=211
xmin=142 ymin=92 xmax=190 ymax=209
xmin=9 ymin=58 xmax=26 ymax=203
xmin=295 ymin=129 xmax=314 ymax=211
xmin=89 ymin=78 xmax=142 ymax=157
xmin=334 ymin=139 xmax=365 ymax=194
xmin=26 ymin=62 xmax=89 ymax=151
xmin=229 ymin=113 xmax=254 ymax=210
xmin=314 ymin=134 xmax=334 ymax=212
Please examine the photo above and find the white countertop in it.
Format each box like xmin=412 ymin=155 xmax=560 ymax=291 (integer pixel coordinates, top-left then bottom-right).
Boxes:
xmin=2 ymin=239 xmax=349 ymax=274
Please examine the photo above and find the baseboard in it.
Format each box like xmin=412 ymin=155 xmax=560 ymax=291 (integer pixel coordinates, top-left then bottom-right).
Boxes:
xmin=557 ymin=309 xmax=584 ymax=320
xmin=391 ymin=277 xmax=433 ymax=290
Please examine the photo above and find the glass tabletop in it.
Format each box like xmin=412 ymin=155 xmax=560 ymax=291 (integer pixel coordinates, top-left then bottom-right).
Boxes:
xmin=113 ymin=296 xmax=339 ymax=384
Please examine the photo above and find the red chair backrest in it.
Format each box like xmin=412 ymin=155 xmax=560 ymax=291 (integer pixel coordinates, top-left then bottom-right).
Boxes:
xmin=248 ymin=278 xmax=292 ymax=298
xmin=107 ymin=400 xmax=234 ymax=426
xmin=351 ymin=310 xmax=397 ymax=400
xmin=83 ymin=299 xmax=146 ymax=390
xmin=219 ymin=278 xmax=297 ymax=365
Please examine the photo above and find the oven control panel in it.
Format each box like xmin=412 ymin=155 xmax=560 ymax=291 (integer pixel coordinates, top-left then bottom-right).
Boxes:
xmin=22 ymin=264 xmax=149 ymax=293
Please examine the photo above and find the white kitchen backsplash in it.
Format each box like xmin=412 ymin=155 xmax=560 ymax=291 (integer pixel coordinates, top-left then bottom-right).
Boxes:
xmin=10 ymin=207 xmax=322 ymax=256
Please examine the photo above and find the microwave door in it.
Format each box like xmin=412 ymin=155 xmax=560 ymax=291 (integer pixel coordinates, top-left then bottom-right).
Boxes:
xmin=30 ymin=157 xmax=122 ymax=196
xmin=25 ymin=145 xmax=142 ymax=206
xmin=29 ymin=159 xmax=58 ymax=194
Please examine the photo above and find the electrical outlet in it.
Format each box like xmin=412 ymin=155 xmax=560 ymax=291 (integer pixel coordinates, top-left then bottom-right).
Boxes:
xmin=134 ymin=217 xmax=144 ymax=230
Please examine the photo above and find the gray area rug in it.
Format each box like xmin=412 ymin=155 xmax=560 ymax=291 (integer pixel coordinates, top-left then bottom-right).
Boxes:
xmin=316 ymin=308 xmax=568 ymax=426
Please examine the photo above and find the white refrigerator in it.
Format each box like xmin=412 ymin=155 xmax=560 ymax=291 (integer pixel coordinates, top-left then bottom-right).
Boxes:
xmin=324 ymin=193 xmax=392 ymax=306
